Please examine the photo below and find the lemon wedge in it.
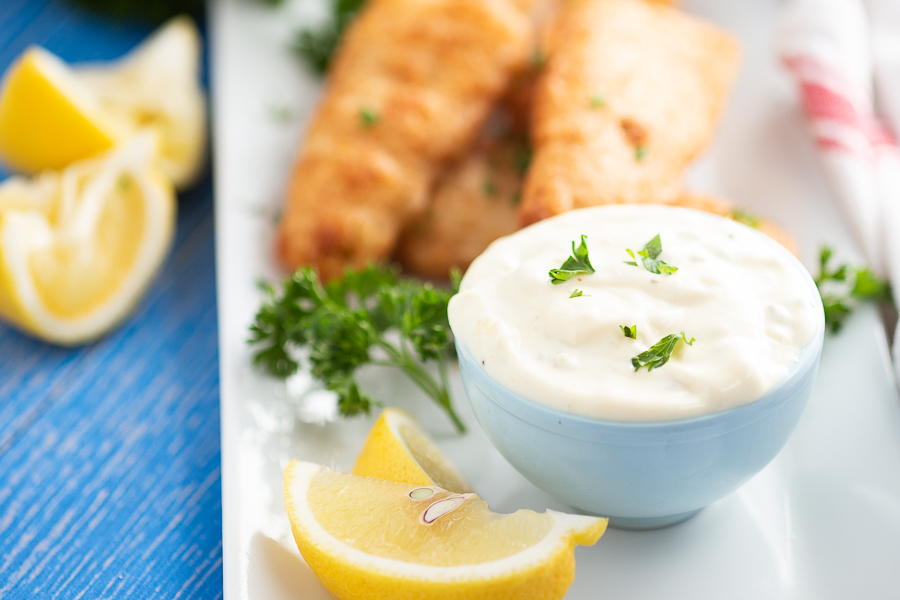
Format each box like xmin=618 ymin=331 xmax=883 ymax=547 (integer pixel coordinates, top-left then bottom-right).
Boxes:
xmin=77 ymin=16 xmax=207 ymax=190
xmin=352 ymin=408 xmax=471 ymax=493
xmin=0 ymin=133 xmax=175 ymax=345
xmin=285 ymin=460 xmax=607 ymax=600
xmin=0 ymin=16 xmax=206 ymax=190
xmin=0 ymin=46 xmax=121 ymax=174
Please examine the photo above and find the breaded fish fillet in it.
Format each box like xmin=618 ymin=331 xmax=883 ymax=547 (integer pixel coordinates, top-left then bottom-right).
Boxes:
xmin=396 ymin=134 xmax=527 ymax=278
xmin=277 ymin=0 xmax=536 ymax=279
xmin=520 ymin=0 xmax=740 ymax=225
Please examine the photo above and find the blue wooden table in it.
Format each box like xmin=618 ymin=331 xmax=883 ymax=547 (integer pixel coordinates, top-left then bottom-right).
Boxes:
xmin=0 ymin=2 xmax=222 ymax=598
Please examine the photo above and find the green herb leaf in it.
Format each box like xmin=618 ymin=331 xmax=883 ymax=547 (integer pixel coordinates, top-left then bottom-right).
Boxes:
xmin=513 ymin=146 xmax=532 ymax=175
xmin=248 ymin=264 xmax=465 ymax=432
xmin=70 ymin=0 xmax=204 ymax=23
xmin=815 ymin=246 xmax=892 ymax=333
xmin=570 ymin=289 xmax=584 ymax=298
xmin=729 ymin=208 xmax=761 ymax=229
xmin=620 ymin=324 xmax=637 ymax=339
xmin=549 ymin=235 xmax=596 ymax=285
xmin=359 ymin=107 xmax=379 ymax=128
xmin=632 ymin=332 xmax=693 ymax=371
xmin=625 ymin=234 xmax=678 ymax=276
xmin=589 ymin=94 xmax=606 ymax=108
xmin=293 ymin=0 xmax=368 ymax=75
xmin=635 ymin=146 xmax=648 ymax=161
xmin=482 ymin=180 xmax=498 ymax=197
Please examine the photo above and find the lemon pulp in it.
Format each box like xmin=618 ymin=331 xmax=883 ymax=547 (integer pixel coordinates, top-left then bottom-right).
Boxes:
xmin=310 ymin=468 xmax=553 ymax=565
xmin=352 ymin=408 xmax=471 ymax=492
xmin=29 ymin=173 xmax=145 ymax=319
xmin=0 ymin=133 xmax=175 ymax=345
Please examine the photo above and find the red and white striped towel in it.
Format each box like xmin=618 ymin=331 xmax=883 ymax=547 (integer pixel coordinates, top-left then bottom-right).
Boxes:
xmin=779 ymin=0 xmax=900 ymax=373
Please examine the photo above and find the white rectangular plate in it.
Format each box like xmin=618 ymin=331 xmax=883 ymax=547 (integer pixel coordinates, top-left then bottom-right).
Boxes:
xmin=211 ymin=0 xmax=900 ymax=597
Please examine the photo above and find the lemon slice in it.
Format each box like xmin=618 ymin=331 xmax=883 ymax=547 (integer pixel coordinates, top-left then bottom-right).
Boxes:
xmin=352 ymin=408 xmax=471 ymax=493
xmin=0 ymin=133 xmax=175 ymax=345
xmin=284 ymin=461 xmax=607 ymax=600
xmin=0 ymin=17 xmax=206 ymax=190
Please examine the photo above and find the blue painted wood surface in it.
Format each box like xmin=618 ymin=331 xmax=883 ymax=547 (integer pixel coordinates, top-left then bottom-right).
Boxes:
xmin=0 ymin=2 xmax=222 ymax=598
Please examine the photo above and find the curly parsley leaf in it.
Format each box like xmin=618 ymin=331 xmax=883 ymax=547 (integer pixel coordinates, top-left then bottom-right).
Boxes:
xmin=550 ymin=235 xmax=596 ymax=285
xmin=625 ymin=234 xmax=677 ymax=276
xmin=632 ymin=332 xmax=693 ymax=372
xmin=815 ymin=246 xmax=891 ymax=333
xmin=293 ymin=0 xmax=368 ymax=75
xmin=620 ymin=324 xmax=637 ymax=339
xmin=249 ymin=265 xmax=464 ymax=432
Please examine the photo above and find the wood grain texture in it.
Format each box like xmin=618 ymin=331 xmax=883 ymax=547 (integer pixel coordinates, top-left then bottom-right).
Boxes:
xmin=0 ymin=2 xmax=222 ymax=598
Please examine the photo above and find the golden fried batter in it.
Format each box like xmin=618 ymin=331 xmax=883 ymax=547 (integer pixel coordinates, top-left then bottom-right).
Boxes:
xmin=520 ymin=0 xmax=740 ymax=225
xmin=396 ymin=135 xmax=527 ymax=278
xmin=277 ymin=0 xmax=536 ymax=279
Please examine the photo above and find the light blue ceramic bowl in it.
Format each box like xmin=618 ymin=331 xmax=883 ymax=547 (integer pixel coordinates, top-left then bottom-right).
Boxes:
xmin=457 ymin=331 xmax=823 ymax=529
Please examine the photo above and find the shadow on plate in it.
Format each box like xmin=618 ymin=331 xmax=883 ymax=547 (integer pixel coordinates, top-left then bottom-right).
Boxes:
xmin=248 ymin=533 xmax=331 ymax=600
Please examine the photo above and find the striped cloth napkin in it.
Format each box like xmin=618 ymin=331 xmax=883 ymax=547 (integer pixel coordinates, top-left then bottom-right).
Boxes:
xmin=778 ymin=0 xmax=900 ymax=376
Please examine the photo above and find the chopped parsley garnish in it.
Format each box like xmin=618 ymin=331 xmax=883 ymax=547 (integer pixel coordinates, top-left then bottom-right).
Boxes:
xmin=513 ymin=146 xmax=532 ymax=175
xmin=620 ymin=324 xmax=637 ymax=339
xmin=248 ymin=264 xmax=465 ymax=432
xmin=729 ymin=208 xmax=761 ymax=229
xmin=815 ymin=246 xmax=892 ymax=333
xmin=589 ymin=94 xmax=607 ymax=108
xmin=632 ymin=333 xmax=694 ymax=372
xmin=625 ymin=234 xmax=678 ymax=275
xmin=570 ymin=289 xmax=585 ymax=298
xmin=293 ymin=0 xmax=368 ymax=75
xmin=635 ymin=146 xmax=648 ymax=161
xmin=359 ymin=107 xmax=379 ymax=127
xmin=268 ymin=105 xmax=298 ymax=123
xmin=482 ymin=180 xmax=498 ymax=197
xmin=549 ymin=235 xmax=595 ymax=285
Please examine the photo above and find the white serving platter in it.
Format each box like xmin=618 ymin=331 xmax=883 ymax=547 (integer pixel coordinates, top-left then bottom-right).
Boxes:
xmin=210 ymin=0 xmax=900 ymax=597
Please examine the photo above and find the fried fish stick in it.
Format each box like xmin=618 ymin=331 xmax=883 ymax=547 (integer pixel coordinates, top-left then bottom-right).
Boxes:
xmin=396 ymin=135 xmax=527 ymax=278
xmin=277 ymin=0 xmax=535 ymax=279
xmin=520 ymin=0 xmax=740 ymax=225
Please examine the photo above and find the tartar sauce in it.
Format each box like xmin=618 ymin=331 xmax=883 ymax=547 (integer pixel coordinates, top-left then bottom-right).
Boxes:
xmin=448 ymin=204 xmax=823 ymax=421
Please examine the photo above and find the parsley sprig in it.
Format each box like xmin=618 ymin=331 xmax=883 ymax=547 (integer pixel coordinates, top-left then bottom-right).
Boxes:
xmin=550 ymin=235 xmax=595 ymax=285
xmin=632 ymin=332 xmax=694 ymax=371
xmin=293 ymin=0 xmax=367 ymax=74
xmin=249 ymin=265 xmax=465 ymax=432
xmin=815 ymin=247 xmax=892 ymax=333
xmin=625 ymin=234 xmax=677 ymax=276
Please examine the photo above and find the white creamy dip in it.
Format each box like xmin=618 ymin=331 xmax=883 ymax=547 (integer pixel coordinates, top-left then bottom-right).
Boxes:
xmin=448 ymin=204 xmax=823 ymax=421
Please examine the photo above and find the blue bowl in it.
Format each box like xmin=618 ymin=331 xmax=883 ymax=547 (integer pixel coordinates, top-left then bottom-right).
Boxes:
xmin=456 ymin=326 xmax=824 ymax=529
